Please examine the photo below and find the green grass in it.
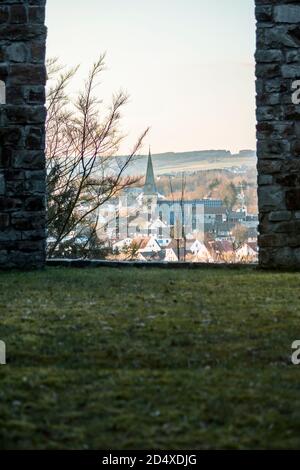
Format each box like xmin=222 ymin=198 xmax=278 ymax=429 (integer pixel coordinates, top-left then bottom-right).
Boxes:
xmin=1 ymin=266 xmax=300 ymax=449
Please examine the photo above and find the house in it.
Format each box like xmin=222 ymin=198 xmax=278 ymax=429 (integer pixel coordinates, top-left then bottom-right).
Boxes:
xmin=187 ymin=240 xmax=214 ymax=262
xmin=165 ymin=247 xmax=179 ymax=262
xmin=242 ymin=214 xmax=258 ymax=229
xmin=156 ymin=237 xmax=172 ymax=248
xmin=210 ymin=240 xmax=234 ymax=262
xmin=204 ymin=206 xmax=227 ymax=225
xmin=133 ymin=236 xmax=161 ymax=254
xmin=227 ymin=210 xmax=246 ymax=224
xmin=112 ymin=238 xmax=132 ymax=252
xmin=165 ymin=241 xmax=191 ymax=262
xmin=142 ymin=218 xmax=170 ymax=238
xmin=139 ymin=249 xmax=169 ymax=262
xmin=236 ymin=242 xmax=258 ymax=262
xmin=128 ymin=215 xmax=151 ymax=236
xmin=186 ymin=239 xmax=204 ymax=255
xmin=206 ymin=221 xmax=234 ymax=240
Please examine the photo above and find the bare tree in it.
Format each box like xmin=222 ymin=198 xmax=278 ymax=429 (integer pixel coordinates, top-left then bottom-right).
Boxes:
xmin=180 ymin=172 xmax=187 ymax=262
xmin=122 ymin=240 xmax=143 ymax=261
xmin=169 ymin=172 xmax=186 ymax=262
xmin=46 ymin=54 xmax=148 ymax=257
xmin=231 ymin=224 xmax=248 ymax=250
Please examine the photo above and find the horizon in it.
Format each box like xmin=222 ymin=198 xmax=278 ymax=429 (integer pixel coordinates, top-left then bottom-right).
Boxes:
xmin=118 ymin=147 xmax=256 ymax=157
xmin=46 ymin=0 xmax=256 ymax=155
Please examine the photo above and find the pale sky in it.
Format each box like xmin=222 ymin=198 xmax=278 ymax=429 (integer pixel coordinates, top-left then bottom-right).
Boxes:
xmin=46 ymin=0 xmax=256 ymax=155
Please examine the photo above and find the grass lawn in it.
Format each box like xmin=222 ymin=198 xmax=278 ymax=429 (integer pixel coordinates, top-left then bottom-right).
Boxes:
xmin=1 ymin=266 xmax=300 ymax=449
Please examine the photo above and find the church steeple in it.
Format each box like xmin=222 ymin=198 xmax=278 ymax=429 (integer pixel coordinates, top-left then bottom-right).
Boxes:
xmin=143 ymin=147 xmax=157 ymax=196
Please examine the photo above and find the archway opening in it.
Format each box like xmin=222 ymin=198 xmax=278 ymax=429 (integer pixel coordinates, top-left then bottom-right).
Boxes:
xmin=45 ymin=0 xmax=257 ymax=264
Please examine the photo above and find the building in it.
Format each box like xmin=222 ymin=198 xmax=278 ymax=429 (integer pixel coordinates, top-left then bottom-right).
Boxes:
xmin=97 ymin=148 xmax=257 ymax=261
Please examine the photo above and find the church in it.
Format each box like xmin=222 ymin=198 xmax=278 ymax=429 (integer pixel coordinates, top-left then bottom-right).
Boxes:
xmin=123 ymin=149 xmax=223 ymax=240
xmin=99 ymin=149 xmax=228 ymax=243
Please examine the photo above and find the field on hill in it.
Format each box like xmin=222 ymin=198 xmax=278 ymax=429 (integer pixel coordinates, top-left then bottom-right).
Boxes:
xmin=116 ymin=151 xmax=256 ymax=176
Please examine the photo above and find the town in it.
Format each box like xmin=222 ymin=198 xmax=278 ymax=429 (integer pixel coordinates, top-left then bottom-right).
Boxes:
xmin=92 ymin=150 xmax=259 ymax=263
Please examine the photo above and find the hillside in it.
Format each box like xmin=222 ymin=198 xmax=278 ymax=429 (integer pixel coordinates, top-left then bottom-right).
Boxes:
xmin=115 ymin=149 xmax=256 ymax=176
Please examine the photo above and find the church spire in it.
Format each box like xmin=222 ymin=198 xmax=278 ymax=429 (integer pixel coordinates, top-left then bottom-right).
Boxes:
xmin=144 ymin=147 xmax=157 ymax=196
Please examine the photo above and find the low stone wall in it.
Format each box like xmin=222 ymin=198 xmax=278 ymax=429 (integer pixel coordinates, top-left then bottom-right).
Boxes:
xmin=47 ymin=259 xmax=257 ymax=270
xmin=256 ymin=1 xmax=300 ymax=267
xmin=0 ymin=0 xmax=47 ymax=268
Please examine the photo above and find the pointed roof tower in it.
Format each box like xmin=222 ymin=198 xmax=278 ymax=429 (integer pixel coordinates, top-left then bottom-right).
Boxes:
xmin=143 ymin=147 xmax=157 ymax=196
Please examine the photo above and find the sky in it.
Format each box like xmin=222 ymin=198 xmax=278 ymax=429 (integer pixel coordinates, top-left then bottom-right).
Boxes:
xmin=46 ymin=0 xmax=256 ymax=155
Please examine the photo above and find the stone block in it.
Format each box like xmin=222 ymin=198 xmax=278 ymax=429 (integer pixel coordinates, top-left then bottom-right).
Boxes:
xmin=274 ymin=6 xmax=300 ymax=24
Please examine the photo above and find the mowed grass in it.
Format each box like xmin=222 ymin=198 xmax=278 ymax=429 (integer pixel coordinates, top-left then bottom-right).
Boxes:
xmin=1 ymin=266 xmax=300 ymax=449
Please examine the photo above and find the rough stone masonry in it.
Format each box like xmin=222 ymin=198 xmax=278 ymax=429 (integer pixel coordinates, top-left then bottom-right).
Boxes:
xmin=0 ymin=1 xmax=300 ymax=268
xmin=0 ymin=0 xmax=46 ymax=268
xmin=256 ymin=1 xmax=300 ymax=268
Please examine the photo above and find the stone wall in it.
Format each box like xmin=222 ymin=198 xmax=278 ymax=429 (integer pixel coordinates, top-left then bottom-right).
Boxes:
xmin=1 ymin=0 xmax=300 ymax=269
xmin=0 ymin=0 xmax=47 ymax=268
xmin=256 ymin=1 xmax=300 ymax=268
